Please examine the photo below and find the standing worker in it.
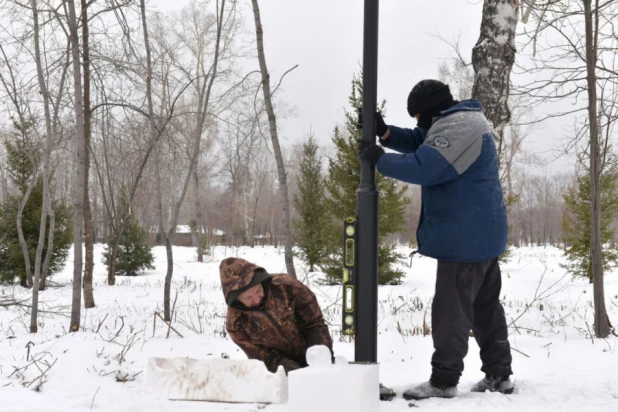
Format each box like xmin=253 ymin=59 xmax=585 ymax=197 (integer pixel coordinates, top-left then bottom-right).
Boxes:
xmin=358 ymin=80 xmax=514 ymax=400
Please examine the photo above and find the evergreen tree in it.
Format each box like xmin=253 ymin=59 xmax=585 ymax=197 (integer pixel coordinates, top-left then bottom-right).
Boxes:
xmin=293 ymin=134 xmax=328 ymax=271
xmin=561 ymin=156 xmax=618 ymax=282
xmin=322 ymin=75 xmax=410 ymax=285
xmin=0 ymin=137 xmax=72 ymax=286
xmin=103 ymin=204 xmax=154 ymax=276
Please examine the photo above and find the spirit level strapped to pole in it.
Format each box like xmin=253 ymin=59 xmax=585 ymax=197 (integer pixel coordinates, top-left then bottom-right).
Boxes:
xmin=355 ymin=0 xmax=380 ymax=363
xmin=342 ymin=217 xmax=358 ymax=335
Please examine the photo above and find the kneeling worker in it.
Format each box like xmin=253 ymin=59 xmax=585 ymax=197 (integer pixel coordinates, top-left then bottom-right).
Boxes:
xmin=220 ymin=257 xmax=396 ymax=400
xmin=220 ymin=257 xmax=333 ymax=373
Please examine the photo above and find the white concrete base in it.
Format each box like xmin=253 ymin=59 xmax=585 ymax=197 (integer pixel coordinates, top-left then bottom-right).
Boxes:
xmin=146 ymin=357 xmax=287 ymax=404
xmin=288 ymin=363 xmax=380 ymax=412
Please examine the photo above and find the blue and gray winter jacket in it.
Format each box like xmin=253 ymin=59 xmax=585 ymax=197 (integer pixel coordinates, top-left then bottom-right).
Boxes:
xmin=377 ymin=99 xmax=507 ymax=262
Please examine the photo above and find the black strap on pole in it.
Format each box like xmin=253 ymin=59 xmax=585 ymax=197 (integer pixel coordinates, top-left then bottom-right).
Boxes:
xmin=355 ymin=0 xmax=379 ymax=364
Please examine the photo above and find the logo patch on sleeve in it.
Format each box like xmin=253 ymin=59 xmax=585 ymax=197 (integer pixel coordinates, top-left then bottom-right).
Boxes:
xmin=432 ymin=136 xmax=449 ymax=148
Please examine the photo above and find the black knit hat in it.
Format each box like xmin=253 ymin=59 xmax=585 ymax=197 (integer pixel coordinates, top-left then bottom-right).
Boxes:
xmin=407 ymin=80 xmax=453 ymax=117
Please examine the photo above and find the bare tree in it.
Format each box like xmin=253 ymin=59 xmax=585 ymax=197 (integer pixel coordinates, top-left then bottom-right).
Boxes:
xmin=24 ymin=0 xmax=71 ymax=332
xmin=584 ymin=0 xmax=610 ymax=338
xmin=81 ymin=0 xmax=95 ymax=309
xmin=65 ymin=0 xmax=87 ymax=332
xmin=88 ymin=1 xmax=190 ymax=287
xmin=145 ymin=0 xmax=233 ymax=321
xmin=517 ymin=0 xmax=618 ymax=338
xmin=27 ymin=0 xmax=49 ymax=333
xmin=250 ymin=0 xmax=296 ymax=278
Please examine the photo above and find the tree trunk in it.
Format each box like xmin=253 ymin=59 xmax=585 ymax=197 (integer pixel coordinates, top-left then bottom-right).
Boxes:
xmin=40 ymin=205 xmax=55 ymax=290
xmin=193 ymin=168 xmax=204 ymax=262
xmin=155 ymin=141 xmax=170 ymax=319
xmin=30 ymin=187 xmax=48 ymax=333
xmin=472 ymin=0 xmax=518 ymax=151
xmin=82 ymin=0 xmax=95 ymax=309
xmin=505 ymin=123 xmax=516 ymax=199
xmin=93 ymin=167 xmax=99 ymax=241
xmin=243 ymin=191 xmax=250 ymax=245
xmin=107 ymin=241 xmax=118 ymax=285
xmin=163 ymin=236 xmax=174 ymax=321
xmin=250 ymin=0 xmax=296 ymax=278
xmin=17 ymin=172 xmax=38 ymax=288
xmin=67 ymin=0 xmax=86 ymax=332
xmin=251 ymin=196 xmax=259 ymax=248
xmin=251 ymin=175 xmax=266 ymax=248
xmin=29 ymin=0 xmax=54 ymax=332
xmin=584 ymin=0 xmax=610 ymax=339
xmin=0 ymin=159 xmax=7 ymax=202
xmin=103 ymin=211 xmax=108 ymax=243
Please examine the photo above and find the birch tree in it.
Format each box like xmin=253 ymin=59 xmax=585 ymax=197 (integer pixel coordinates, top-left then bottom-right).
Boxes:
xmin=472 ymin=0 xmax=519 ymax=153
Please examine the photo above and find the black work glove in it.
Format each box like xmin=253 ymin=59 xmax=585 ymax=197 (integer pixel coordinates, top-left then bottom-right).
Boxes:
xmin=358 ymin=142 xmax=385 ymax=166
xmin=357 ymin=107 xmax=389 ymax=141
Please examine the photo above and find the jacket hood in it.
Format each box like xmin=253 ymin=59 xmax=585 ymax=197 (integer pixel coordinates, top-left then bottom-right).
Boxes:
xmin=220 ymin=257 xmax=271 ymax=306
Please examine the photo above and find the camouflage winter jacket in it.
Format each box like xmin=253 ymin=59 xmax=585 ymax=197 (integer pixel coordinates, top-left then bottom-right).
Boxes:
xmin=220 ymin=257 xmax=333 ymax=374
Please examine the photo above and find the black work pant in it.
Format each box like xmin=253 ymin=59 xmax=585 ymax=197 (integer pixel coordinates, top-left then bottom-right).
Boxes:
xmin=430 ymin=258 xmax=513 ymax=387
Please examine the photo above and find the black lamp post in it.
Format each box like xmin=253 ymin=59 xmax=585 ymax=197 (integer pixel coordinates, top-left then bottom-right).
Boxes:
xmin=355 ymin=0 xmax=379 ymax=364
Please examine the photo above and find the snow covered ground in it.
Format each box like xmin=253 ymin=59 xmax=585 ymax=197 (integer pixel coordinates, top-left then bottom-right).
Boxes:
xmin=1 ymin=245 xmax=617 ymax=411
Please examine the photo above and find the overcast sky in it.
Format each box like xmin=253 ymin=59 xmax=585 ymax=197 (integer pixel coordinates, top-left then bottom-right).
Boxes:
xmin=154 ymin=0 xmax=574 ymax=173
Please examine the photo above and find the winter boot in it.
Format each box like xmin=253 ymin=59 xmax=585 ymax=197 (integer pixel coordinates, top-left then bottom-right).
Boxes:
xmin=403 ymin=381 xmax=458 ymax=401
xmin=379 ymin=384 xmax=396 ymax=401
xmin=470 ymin=375 xmax=514 ymax=394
